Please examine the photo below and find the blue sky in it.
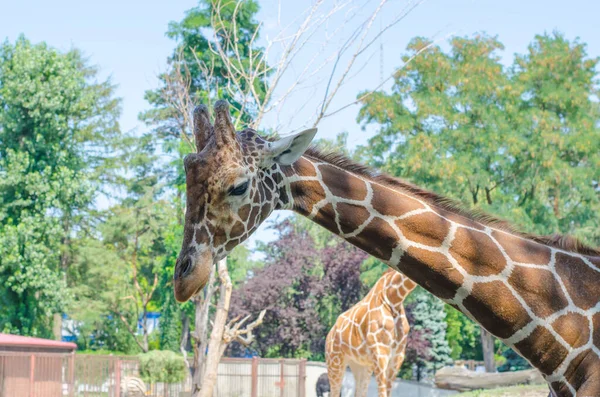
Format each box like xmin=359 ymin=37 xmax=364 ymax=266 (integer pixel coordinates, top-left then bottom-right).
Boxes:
xmin=2 ymin=0 xmax=599 ymax=246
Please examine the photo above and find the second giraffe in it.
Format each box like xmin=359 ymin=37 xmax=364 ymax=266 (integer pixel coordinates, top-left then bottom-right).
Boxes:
xmin=326 ymin=269 xmax=416 ymax=397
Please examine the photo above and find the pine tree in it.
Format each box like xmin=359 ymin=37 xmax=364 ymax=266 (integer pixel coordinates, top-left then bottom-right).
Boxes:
xmin=408 ymin=289 xmax=452 ymax=380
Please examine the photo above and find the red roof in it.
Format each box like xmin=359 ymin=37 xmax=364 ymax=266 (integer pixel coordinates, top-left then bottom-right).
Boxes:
xmin=0 ymin=334 xmax=77 ymax=350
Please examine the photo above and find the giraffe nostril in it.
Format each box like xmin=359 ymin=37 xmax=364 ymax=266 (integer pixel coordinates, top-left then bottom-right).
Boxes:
xmin=175 ymin=257 xmax=193 ymax=279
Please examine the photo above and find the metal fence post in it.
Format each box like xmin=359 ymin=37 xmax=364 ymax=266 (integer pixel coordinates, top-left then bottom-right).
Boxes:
xmin=29 ymin=354 xmax=35 ymax=397
xmin=298 ymin=359 xmax=306 ymax=397
xmin=279 ymin=359 xmax=285 ymax=397
xmin=115 ymin=358 xmax=121 ymax=397
xmin=69 ymin=352 xmax=75 ymax=397
xmin=251 ymin=357 xmax=258 ymax=397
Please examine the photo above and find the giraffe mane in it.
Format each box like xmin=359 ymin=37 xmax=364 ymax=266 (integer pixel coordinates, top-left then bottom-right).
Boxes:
xmin=303 ymin=147 xmax=600 ymax=257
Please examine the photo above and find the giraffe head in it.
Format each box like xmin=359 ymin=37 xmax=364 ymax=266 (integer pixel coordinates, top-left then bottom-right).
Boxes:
xmin=173 ymin=101 xmax=317 ymax=302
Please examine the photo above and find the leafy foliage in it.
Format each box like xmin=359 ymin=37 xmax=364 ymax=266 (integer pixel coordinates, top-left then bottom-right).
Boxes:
xmin=138 ymin=350 xmax=188 ymax=384
xmin=358 ymin=32 xmax=600 ymax=244
xmin=357 ymin=32 xmax=600 ymax=366
xmin=408 ymin=288 xmax=452 ymax=379
xmin=0 ymin=36 xmax=120 ymax=337
xmin=229 ymin=220 xmax=367 ymax=360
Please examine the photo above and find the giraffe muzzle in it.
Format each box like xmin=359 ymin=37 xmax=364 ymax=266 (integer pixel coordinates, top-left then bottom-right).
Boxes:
xmin=173 ymin=249 xmax=213 ymax=302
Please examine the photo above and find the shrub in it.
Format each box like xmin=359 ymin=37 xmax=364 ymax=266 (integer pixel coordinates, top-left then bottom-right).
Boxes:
xmin=138 ymin=350 xmax=187 ymax=384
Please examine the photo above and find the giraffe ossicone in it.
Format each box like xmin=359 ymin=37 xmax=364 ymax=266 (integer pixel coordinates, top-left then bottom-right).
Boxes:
xmin=326 ymin=269 xmax=416 ymax=397
xmin=174 ymin=100 xmax=600 ymax=397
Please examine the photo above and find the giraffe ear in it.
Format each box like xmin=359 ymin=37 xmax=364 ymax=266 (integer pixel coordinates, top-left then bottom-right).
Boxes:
xmin=268 ymin=128 xmax=317 ymax=165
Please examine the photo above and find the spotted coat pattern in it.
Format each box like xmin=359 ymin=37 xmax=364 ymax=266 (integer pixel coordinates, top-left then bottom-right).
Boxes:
xmin=326 ymin=270 xmax=416 ymax=397
xmin=175 ymin=102 xmax=600 ymax=397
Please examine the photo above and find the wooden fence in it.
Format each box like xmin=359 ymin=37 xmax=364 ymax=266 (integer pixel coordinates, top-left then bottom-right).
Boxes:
xmin=0 ymin=352 xmax=308 ymax=397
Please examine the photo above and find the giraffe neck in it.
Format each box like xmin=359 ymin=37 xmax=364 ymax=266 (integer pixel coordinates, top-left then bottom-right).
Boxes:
xmin=281 ymin=155 xmax=600 ymax=395
xmin=375 ymin=270 xmax=416 ymax=313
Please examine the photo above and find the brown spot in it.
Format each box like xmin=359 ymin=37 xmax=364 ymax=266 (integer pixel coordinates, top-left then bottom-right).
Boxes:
xmin=492 ymin=230 xmax=552 ymax=264
xmin=450 ymin=228 xmax=507 ymax=276
xmin=550 ymin=382 xmax=573 ymax=397
xmin=400 ymin=247 xmax=464 ymax=299
xmin=347 ymin=217 xmax=397 ymax=261
xmin=260 ymin=203 xmax=271 ymax=222
xmin=238 ymin=204 xmax=251 ymax=221
xmin=225 ymin=238 xmax=241 ymax=252
xmin=552 ymin=313 xmax=590 ymax=349
xmin=263 ymin=186 xmax=273 ymax=202
xmin=230 ymin=221 xmax=245 ymax=238
xmin=508 ymin=266 xmax=568 ymax=318
xmin=514 ymin=326 xmax=568 ymax=375
xmin=320 ymin=165 xmax=368 ymax=201
xmin=593 ymin=313 xmax=600 ymax=349
xmin=257 ymin=181 xmax=266 ymax=201
xmin=206 ymin=222 xmax=216 ymax=236
xmin=371 ymin=186 xmax=425 ymax=217
xmin=462 ymin=281 xmax=531 ymax=339
xmin=195 ymin=229 xmax=209 ymax=245
xmin=555 ymin=253 xmax=600 ymax=310
xmin=396 ymin=212 xmax=451 ymax=247
xmin=311 ymin=203 xmax=338 ymax=235
xmin=264 ymin=176 xmax=274 ymax=191
xmin=290 ymin=180 xmax=326 ymax=214
xmin=292 ymin=157 xmax=317 ymax=177
xmin=214 ymin=232 xmax=227 ymax=248
xmin=336 ymin=203 xmax=371 ymax=234
xmin=562 ymin=350 xmax=600 ymax=394
xmin=277 ymin=189 xmax=289 ymax=209
xmin=249 ymin=206 xmax=260 ymax=224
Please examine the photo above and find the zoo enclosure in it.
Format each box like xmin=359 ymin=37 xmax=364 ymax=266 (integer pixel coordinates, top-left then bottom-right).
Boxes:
xmin=0 ymin=352 xmax=309 ymax=397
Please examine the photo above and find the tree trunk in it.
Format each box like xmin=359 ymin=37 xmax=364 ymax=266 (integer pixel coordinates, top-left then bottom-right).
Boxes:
xmin=191 ymin=262 xmax=217 ymax=395
xmin=435 ymin=366 xmax=544 ymax=391
xmin=52 ymin=313 xmax=62 ymax=341
xmin=180 ymin=312 xmax=190 ymax=354
xmin=480 ymin=328 xmax=496 ymax=372
xmin=197 ymin=259 xmax=232 ymax=397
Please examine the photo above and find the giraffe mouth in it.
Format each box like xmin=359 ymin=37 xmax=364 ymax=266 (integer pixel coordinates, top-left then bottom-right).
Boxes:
xmin=173 ymin=251 xmax=213 ymax=302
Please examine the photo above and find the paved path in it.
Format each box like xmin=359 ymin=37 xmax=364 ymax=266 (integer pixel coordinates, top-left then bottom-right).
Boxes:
xmin=339 ymin=370 xmax=457 ymax=397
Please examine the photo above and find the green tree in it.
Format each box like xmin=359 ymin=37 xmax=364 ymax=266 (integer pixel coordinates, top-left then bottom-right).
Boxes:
xmin=357 ymin=32 xmax=600 ymax=371
xmin=444 ymin=306 xmax=480 ymax=360
xmin=141 ymin=0 xmax=267 ymax=140
xmin=140 ymin=1 xmax=270 ymax=366
xmin=409 ymin=288 xmax=452 ymax=379
xmin=0 ymin=36 xmax=120 ymax=337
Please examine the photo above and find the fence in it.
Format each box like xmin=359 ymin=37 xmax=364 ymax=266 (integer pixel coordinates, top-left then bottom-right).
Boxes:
xmin=0 ymin=352 xmax=308 ymax=397
xmin=216 ymin=357 xmax=306 ymax=397
xmin=0 ymin=351 xmax=74 ymax=397
xmin=453 ymin=360 xmax=486 ymax=372
xmin=0 ymin=351 xmax=454 ymax=397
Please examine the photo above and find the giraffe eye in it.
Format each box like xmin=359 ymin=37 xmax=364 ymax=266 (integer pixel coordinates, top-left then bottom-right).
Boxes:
xmin=228 ymin=180 xmax=249 ymax=196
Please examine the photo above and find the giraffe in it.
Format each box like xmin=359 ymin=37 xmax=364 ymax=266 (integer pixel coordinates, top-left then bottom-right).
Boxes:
xmin=326 ymin=269 xmax=416 ymax=397
xmin=173 ymin=101 xmax=600 ymax=397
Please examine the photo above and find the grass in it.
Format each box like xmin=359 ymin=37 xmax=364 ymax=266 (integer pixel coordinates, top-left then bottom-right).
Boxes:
xmin=458 ymin=384 xmax=549 ymax=397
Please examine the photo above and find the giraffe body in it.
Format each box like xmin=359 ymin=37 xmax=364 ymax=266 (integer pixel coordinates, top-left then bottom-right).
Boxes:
xmin=326 ymin=270 xmax=416 ymax=397
xmin=174 ymin=101 xmax=600 ymax=396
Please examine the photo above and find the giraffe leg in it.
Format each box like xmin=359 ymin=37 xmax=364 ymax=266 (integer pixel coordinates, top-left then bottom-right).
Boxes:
xmin=373 ymin=354 xmax=392 ymax=397
xmin=384 ymin=351 xmax=405 ymax=395
xmin=326 ymin=350 xmax=346 ymax=397
xmin=348 ymin=362 xmax=371 ymax=397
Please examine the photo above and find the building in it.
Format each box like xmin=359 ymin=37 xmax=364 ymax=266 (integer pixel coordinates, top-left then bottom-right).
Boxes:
xmin=0 ymin=334 xmax=76 ymax=397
